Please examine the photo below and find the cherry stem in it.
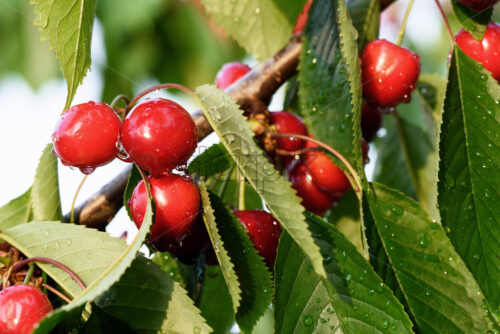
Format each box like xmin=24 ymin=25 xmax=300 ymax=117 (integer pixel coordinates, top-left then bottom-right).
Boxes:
xmin=22 ymin=264 xmax=34 ymax=285
xmin=110 ymin=94 xmax=131 ymax=110
xmin=238 ymin=175 xmax=246 ymax=211
xmin=271 ymin=133 xmax=363 ymax=193
xmin=126 ymin=83 xmax=198 ymax=115
xmin=218 ymin=167 xmax=234 ymax=198
xmin=11 ymin=257 xmax=86 ymax=291
xmin=275 ymin=147 xmax=319 ymax=156
xmin=434 ymin=0 xmax=455 ymax=43
xmin=396 ymin=0 xmax=415 ymax=46
xmin=70 ymin=175 xmax=88 ymax=224
xmin=42 ymin=283 xmax=72 ymax=304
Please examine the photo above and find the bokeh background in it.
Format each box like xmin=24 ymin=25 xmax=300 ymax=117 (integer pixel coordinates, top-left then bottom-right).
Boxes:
xmin=0 ymin=0 xmax=499 ymax=241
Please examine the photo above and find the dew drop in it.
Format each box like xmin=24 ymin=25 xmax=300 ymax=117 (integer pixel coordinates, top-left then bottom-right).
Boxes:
xmin=303 ymin=315 xmax=313 ymax=327
xmin=390 ymin=204 xmax=404 ymax=216
xmin=382 ymin=319 xmax=390 ymax=329
xmin=445 ymin=173 xmax=455 ymax=187
xmin=418 ymin=234 xmax=428 ymax=248
xmin=79 ymin=166 xmax=95 ymax=175
xmin=254 ymin=7 xmax=261 ymax=14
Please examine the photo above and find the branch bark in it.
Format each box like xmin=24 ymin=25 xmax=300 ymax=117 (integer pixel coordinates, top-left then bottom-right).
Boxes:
xmin=67 ymin=36 xmax=303 ymax=230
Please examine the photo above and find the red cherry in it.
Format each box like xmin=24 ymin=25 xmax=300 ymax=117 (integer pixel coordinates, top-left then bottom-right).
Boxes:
xmin=233 ymin=210 xmax=282 ymax=266
xmin=361 ymin=40 xmax=421 ymax=108
xmin=164 ymin=216 xmax=210 ymax=264
xmin=361 ymin=102 xmax=382 ymax=142
xmin=457 ymin=0 xmax=498 ymax=11
xmin=0 ymin=285 xmax=53 ymax=334
xmin=52 ymin=101 xmax=121 ymax=173
xmin=270 ymin=111 xmax=308 ymax=153
xmin=456 ymin=22 xmax=500 ymax=81
xmin=121 ymin=98 xmax=198 ymax=177
xmin=215 ymin=62 xmax=251 ymax=89
xmin=303 ymin=141 xmax=351 ymax=197
xmin=293 ymin=0 xmax=314 ymax=34
xmin=288 ymin=162 xmax=337 ymax=216
xmin=128 ymin=173 xmax=201 ymax=250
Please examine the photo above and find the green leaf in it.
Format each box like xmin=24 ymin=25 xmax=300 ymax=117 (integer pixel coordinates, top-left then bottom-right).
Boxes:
xmin=80 ymin=308 xmax=136 ymax=334
xmin=188 ymin=143 xmax=234 ymax=177
xmin=208 ymin=171 xmax=264 ymax=210
xmin=32 ymin=144 xmax=62 ymax=221
xmin=95 ymin=256 xmax=212 ymax=334
xmin=299 ymin=0 xmax=364 ymax=178
xmin=347 ymin=0 xmax=380 ymax=50
xmin=438 ymin=47 xmax=500 ymax=318
xmin=31 ymin=0 xmax=97 ymax=109
xmin=199 ymin=181 xmax=241 ymax=312
xmin=365 ymin=182 xmax=492 ymax=333
xmin=451 ymin=0 xmax=492 ymax=41
xmin=151 ymin=252 xmax=184 ymax=285
xmin=274 ymin=212 xmax=414 ymax=334
xmin=0 ymin=188 xmax=32 ymax=230
xmin=272 ymin=0 xmax=308 ymax=25
xmin=196 ymin=84 xmax=326 ymax=278
xmin=208 ymin=191 xmax=273 ymax=332
xmin=200 ymin=266 xmax=236 ymax=334
xmin=201 ymin=0 xmax=292 ymax=60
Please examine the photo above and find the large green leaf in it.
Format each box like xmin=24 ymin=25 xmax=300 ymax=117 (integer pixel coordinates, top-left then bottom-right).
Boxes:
xmin=0 ymin=188 xmax=32 ymax=230
xmin=1 ymin=193 xmax=154 ymax=332
xmin=32 ymin=144 xmax=62 ymax=221
xmin=347 ymin=0 xmax=380 ymax=50
xmin=274 ymin=212 xmax=414 ymax=334
xmin=95 ymin=256 xmax=212 ymax=334
xmin=201 ymin=0 xmax=293 ymax=60
xmin=196 ymin=84 xmax=326 ymax=278
xmin=438 ymin=47 xmax=500 ymax=319
xmin=188 ymin=143 xmax=234 ymax=178
xmin=31 ymin=0 xmax=97 ymax=109
xmin=272 ymin=0 xmax=308 ymax=25
xmin=200 ymin=266 xmax=235 ymax=334
xmin=299 ymin=0 xmax=364 ymax=178
xmin=451 ymin=0 xmax=492 ymax=41
xmin=365 ymin=183 xmax=492 ymax=333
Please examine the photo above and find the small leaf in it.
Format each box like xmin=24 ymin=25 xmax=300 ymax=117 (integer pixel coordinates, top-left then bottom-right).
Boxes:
xmin=200 ymin=266 xmax=235 ymax=334
xmin=451 ymin=0 xmax=492 ymax=41
xmin=438 ymin=47 xmax=500 ymax=318
xmin=365 ymin=183 xmax=493 ymax=333
xmin=188 ymin=143 xmax=234 ymax=177
xmin=196 ymin=85 xmax=325 ymax=277
xmin=32 ymin=144 xmax=62 ymax=221
xmin=95 ymin=256 xmax=212 ymax=334
xmin=31 ymin=0 xmax=97 ymax=109
xmin=199 ymin=181 xmax=241 ymax=312
xmin=0 ymin=188 xmax=32 ymax=230
xmin=208 ymin=191 xmax=273 ymax=332
xmin=201 ymin=0 xmax=293 ymax=60
xmin=348 ymin=0 xmax=380 ymax=50
xmin=274 ymin=212 xmax=414 ymax=334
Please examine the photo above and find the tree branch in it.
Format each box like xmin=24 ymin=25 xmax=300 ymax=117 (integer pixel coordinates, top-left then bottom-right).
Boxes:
xmin=67 ymin=36 xmax=302 ymax=230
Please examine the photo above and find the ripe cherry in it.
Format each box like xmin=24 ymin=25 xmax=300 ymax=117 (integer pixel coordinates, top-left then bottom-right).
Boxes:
xmin=288 ymin=162 xmax=337 ymax=216
xmin=52 ymin=101 xmax=121 ymax=174
xmin=121 ymin=98 xmax=198 ymax=177
xmin=293 ymin=0 xmax=314 ymax=34
xmin=455 ymin=22 xmax=500 ymax=81
xmin=303 ymin=141 xmax=351 ymax=197
xmin=361 ymin=40 xmax=421 ymax=108
xmin=128 ymin=173 xmax=201 ymax=251
xmin=215 ymin=62 xmax=251 ymax=89
xmin=270 ymin=111 xmax=308 ymax=153
xmin=233 ymin=210 xmax=282 ymax=266
xmin=0 ymin=285 xmax=53 ymax=334
xmin=361 ymin=102 xmax=382 ymax=142
xmin=457 ymin=0 xmax=498 ymax=11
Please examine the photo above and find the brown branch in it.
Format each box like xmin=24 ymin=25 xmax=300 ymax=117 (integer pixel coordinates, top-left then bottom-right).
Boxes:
xmin=66 ymin=36 xmax=303 ymax=230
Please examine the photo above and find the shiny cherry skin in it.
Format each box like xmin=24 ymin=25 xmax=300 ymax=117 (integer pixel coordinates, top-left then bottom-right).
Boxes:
xmin=52 ymin=101 xmax=121 ymax=174
xmin=270 ymin=111 xmax=308 ymax=152
xmin=288 ymin=162 xmax=337 ymax=216
xmin=164 ymin=216 xmax=210 ymax=264
xmin=361 ymin=102 xmax=382 ymax=142
xmin=457 ymin=0 xmax=498 ymax=11
xmin=128 ymin=173 xmax=201 ymax=251
xmin=0 ymin=285 xmax=53 ymax=334
xmin=456 ymin=22 xmax=500 ymax=81
xmin=233 ymin=210 xmax=282 ymax=266
xmin=121 ymin=98 xmax=198 ymax=177
xmin=215 ymin=62 xmax=251 ymax=89
xmin=293 ymin=0 xmax=314 ymax=34
xmin=361 ymin=40 xmax=421 ymax=108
